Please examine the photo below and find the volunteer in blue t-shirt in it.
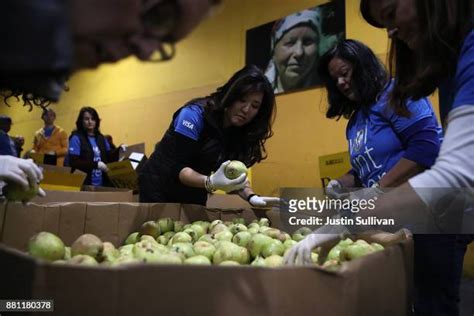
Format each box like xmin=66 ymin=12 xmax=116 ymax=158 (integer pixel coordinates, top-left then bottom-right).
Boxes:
xmin=316 ymin=40 xmax=442 ymax=196
xmin=138 ymin=65 xmax=280 ymax=207
xmin=68 ymin=107 xmax=119 ymax=187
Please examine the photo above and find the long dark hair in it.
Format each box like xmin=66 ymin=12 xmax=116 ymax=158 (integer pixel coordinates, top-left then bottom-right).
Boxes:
xmin=360 ymin=0 xmax=473 ymax=108
xmin=317 ymin=39 xmax=389 ymax=120
xmin=190 ymin=65 xmax=276 ymax=166
xmin=74 ymin=106 xmax=102 ymax=136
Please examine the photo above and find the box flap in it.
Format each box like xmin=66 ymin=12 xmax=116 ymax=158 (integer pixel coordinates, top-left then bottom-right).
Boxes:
xmin=39 ymin=164 xmax=86 ymax=191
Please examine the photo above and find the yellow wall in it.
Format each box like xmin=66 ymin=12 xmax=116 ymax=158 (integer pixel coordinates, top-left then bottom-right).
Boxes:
xmin=0 ymin=0 xmax=439 ymax=196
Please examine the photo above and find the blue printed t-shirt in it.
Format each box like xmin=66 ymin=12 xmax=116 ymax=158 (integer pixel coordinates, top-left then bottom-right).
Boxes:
xmin=43 ymin=126 xmax=54 ymax=138
xmin=347 ymin=83 xmax=441 ymax=187
xmin=69 ymin=135 xmax=111 ymax=186
xmin=0 ymin=131 xmax=16 ymax=156
xmin=440 ymin=29 xmax=474 ymax=115
xmin=172 ymin=104 xmax=205 ymax=140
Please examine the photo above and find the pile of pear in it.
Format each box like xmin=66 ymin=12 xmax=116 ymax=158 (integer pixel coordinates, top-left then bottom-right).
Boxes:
xmin=26 ymin=218 xmax=383 ymax=269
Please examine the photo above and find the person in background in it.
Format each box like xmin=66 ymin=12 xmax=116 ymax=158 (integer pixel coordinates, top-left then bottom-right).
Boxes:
xmin=139 ymin=65 xmax=280 ymax=207
xmin=68 ymin=107 xmax=121 ymax=187
xmin=0 ymin=115 xmax=19 ymax=157
xmin=31 ymin=109 xmax=68 ymax=166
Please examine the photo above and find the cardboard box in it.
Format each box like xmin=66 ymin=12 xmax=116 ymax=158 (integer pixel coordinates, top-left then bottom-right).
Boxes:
xmin=107 ymin=152 xmax=147 ymax=191
xmin=38 ymin=164 xmax=86 ymax=192
xmin=0 ymin=203 xmax=413 ymax=316
xmin=30 ymin=189 xmax=134 ymax=203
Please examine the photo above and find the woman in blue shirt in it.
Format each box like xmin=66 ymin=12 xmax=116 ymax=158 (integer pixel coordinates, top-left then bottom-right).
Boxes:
xmin=318 ymin=39 xmax=442 ymax=194
xmin=68 ymin=106 xmax=119 ymax=186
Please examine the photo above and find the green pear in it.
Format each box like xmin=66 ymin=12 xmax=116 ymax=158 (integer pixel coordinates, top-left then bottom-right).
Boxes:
xmin=119 ymin=244 xmax=134 ymax=257
xmin=229 ymin=223 xmax=248 ymax=235
xmin=133 ymin=242 xmax=165 ymax=263
xmin=157 ymin=218 xmax=174 ymax=234
xmin=173 ymin=221 xmax=185 ymax=233
xmin=232 ymin=218 xmax=245 ymax=225
xmin=248 ymin=227 xmax=259 ymax=235
xmin=3 ymin=182 xmax=40 ymax=202
xmin=171 ymin=232 xmax=193 ymax=244
xmin=209 ymin=220 xmax=223 ymax=232
xmin=170 ymin=242 xmax=195 ymax=259
xmin=283 ymin=239 xmax=297 ymax=250
xmin=248 ymin=223 xmax=260 ymax=230
xmin=250 ymin=256 xmax=266 ymax=267
xmin=113 ymin=256 xmax=140 ymax=266
xmin=124 ymin=232 xmax=140 ymax=245
xmin=371 ymin=243 xmax=384 ymax=252
xmin=292 ymin=227 xmax=312 ymax=242
xmin=184 ymin=255 xmax=211 ymax=265
xmin=232 ymin=231 xmax=252 ymax=248
xmin=54 ymin=260 xmax=67 ymax=264
xmin=210 ymin=223 xmax=229 ymax=235
xmin=219 ymin=260 xmax=240 ymax=266
xmin=28 ymin=231 xmax=65 ymax=262
xmin=263 ymin=228 xmax=281 ymax=239
xmin=214 ymin=230 xmax=233 ymax=242
xmin=192 ymin=221 xmax=210 ymax=233
xmin=183 ymin=224 xmax=192 ymax=230
xmin=183 ymin=228 xmax=199 ymax=242
xmin=224 ymin=160 xmax=247 ymax=179
xmin=71 ymin=234 xmax=103 ymax=260
xmin=193 ymin=241 xmax=216 ymax=260
xmin=338 ymin=238 xmax=354 ymax=248
xmin=248 ymin=233 xmax=273 ymax=258
xmin=101 ymin=242 xmax=119 ymax=263
xmin=339 ymin=243 xmax=375 ymax=262
xmin=140 ymin=235 xmax=160 ymax=246
xmin=258 ymin=218 xmax=270 ymax=227
xmin=157 ymin=235 xmax=170 ymax=245
xmin=139 ymin=221 xmax=161 ymax=238
xmin=68 ymin=254 xmax=98 ymax=266
xmin=262 ymin=239 xmax=285 ymax=258
xmin=198 ymin=234 xmax=215 ymax=244
xmin=264 ymin=255 xmax=283 ymax=267
xmin=64 ymin=246 xmax=71 ymax=260
xmin=326 ymin=246 xmax=342 ymax=262
xmin=213 ymin=241 xmax=248 ymax=264
xmin=154 ymin=252 xmax=183 ymax=265
xmin=189 ymin=224 xmax=205 ymax=239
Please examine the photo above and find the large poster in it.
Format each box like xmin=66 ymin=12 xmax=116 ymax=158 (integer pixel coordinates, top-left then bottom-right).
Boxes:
xmin=246 ymin=0 xmax=346 ymax=94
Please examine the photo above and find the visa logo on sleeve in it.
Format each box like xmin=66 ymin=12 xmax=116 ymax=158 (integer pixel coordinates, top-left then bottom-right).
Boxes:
xmin=182 ymin=120 xmax=194 ymax=130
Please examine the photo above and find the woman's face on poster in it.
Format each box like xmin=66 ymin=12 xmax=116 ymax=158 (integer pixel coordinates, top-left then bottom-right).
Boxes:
xmin=273 ymin=25 xmax=319 ymax=90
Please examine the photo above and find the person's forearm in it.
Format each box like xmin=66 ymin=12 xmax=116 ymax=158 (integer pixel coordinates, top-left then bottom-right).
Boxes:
xmin=409 ymin=105 xmax=474 ymax=206
xmin=179 ymin=167 xmax=206 ymax=188
xmin=236 ymin=181 xmax=254 ymax=200
xmin=378 ymin=158 xmax=425 ymax=188
xmin=337 ymin=172 xmax=356 ymax=187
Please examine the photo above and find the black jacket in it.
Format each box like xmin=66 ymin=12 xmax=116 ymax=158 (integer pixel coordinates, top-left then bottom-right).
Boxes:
xmin=69 ymin=131 xmax=119 ymax=186
xmin=139 ymin=104 xmax=234 ymax=205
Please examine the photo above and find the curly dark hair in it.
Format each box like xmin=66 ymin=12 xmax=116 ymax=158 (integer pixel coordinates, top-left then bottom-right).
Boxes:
xmin=360 ymin=0 xmax=473 ymax=109
xmin=317 ymin=39 xmax=389 ymax=120
xmin=189 ymin=65 xmax=276 ymax=167
xmin=74 ymin=106 xmax=102 ymax=136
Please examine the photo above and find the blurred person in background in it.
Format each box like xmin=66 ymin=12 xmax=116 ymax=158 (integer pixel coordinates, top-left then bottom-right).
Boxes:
xmin=31 ymin=109 xmax=68 ymax=166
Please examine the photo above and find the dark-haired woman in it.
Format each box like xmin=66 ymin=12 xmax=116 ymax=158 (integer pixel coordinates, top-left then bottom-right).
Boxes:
xmin=139 ymin=65 xmax=280 ymax=207
xmin=68 ymin=106 xmax=119 ymax=186
xmin=316 ymin=39 xmax=443 ymax=198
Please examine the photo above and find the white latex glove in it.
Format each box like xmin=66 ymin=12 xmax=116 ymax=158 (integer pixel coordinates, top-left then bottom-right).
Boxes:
xmin=0 ymin=156 xmax=43 ymax=190
xmin=284 ymin=233 xmax=341 ymax=265
xmin=208 ymin=161 xmax=247 ymax=193
xmin=348 ymin=186 xmax=384 ymax=202
xmin=46 ymin=151 xmax=56 ymax=155
xmin=248 ymin=195 xmax=281 ymax=207
xmin=119 ymin=144 xmax=128 ymax=152
xmin=326 ymin=179 xmax=346 ymax=199
xmin=97 ymin=161 xmax=109 ymax=172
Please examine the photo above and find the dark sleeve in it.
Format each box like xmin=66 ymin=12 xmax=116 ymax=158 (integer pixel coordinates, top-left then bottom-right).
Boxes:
xmin=0 ymin=134 xmax=14 ymax=156
xmin=107 ymin=147 xmax=120 ymax=163
xmin=347 ymin=169 xmax=363 ymax=187
xmin=168 ymin=131 xmax=201 ymax=180
xmin=398 ymin=117 xmax=441 ymax=168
